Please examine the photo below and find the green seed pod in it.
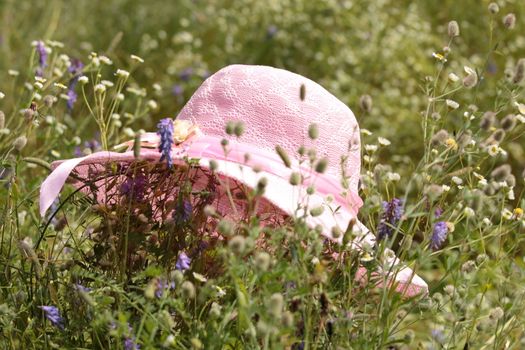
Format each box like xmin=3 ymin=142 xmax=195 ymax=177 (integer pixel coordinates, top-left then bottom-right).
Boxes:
xmin=275 ymin=145 xmax=291 ymax=168
xmin=181 ymin=281 xmax=196 ymax=299
xmin=300 ymin=84 xmax=306 ymax=101
xmin=308 ymin=123 xmax=319 ymax=140
xmin=234 ymin=121 xmax=244 ymax=137
xmin=315 ymin=157 xmax=329 ymax=174
xmin=225 ymin=121 xmax=235 ymax=135
xmin=289 ymin=172 xmax=302 ymax=186
xmin=228 ymin=235 xmax=246 ymax=254
xmin=309 ymin=205 xmax=325 ymax=217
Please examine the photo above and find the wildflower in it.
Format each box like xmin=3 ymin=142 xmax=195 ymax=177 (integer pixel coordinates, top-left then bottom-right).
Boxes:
xmin=130 ymin=54 xmax=144 ymax=63
xmin=431 ymin=129 xmax=449 ymax=146
xmin=463 ymin=207 xmax=475 ymax=218
xmin=359 ymin=94 xmax=372 ymax=113
xmin=513 ymin=208 xmax=523 ymax=219
xmin=430 ymin=221 xmax=448 ymax=250
xmin=35 ymin=41 xmax=48 ymax=76
xmin=254 ymin=252 xmax=271 ymax=271
xmin=228 ymin=235 xmax=246 ymax=254
xmin=487 ymin=144 xmax=500 ymax=157
xmin=124 ymin=333 xmax=140 ymax=350
xmin=94 ymin=84 xmax=106 ymax=94
xmin=13 ymin=136 xmax=27 ymax=151
xmin=445 ymin=138 xmax=457 ymax=149
xmin=501 ymin=208 xmax=513 ymax=220
xmin=501 ymin=114 xmax=516 ymax=131
xmin=463 ymin=66 xmax=478 ymax=88
xmin=489 ymin=307 xmax=504 ymax=321
xmin=503 ymin=13 xmax=516 ymax=30
xmin=147 ymin=100 xmax=158 ymax=110
xmin=513 ymin=59 xmax=525 ymax=84
xmin=119 ymin=174 xmax=147 ymax=201
xmin=490 ymin=129 xmax=506 ymax=143
xmin=386 ymin=171 xmax=400 ymax=181
xmin=268 ymin=293 xmax=284 ymax=319
xmin=172 ymin=84 xmax=184 ymax=96
xmin=432 ymin=52 xmax=447 ymax=62
xmin=448 ymin=72 xmax=459 ymax=83
xmin=451 ymin=176 xmax=463 ymax=185
xmin=480 ymin=111 xmax=496 ymax=130
xmin=116 ymin=69 xmax=130 ymax=78
xmin=78 ymin=76 xmax=89 ymax=84
xmin=175 ymin=252 xmax=191 ymax=272
xmin=448 ymin=20 xmax=460 ymax=37
xmin=181 ymin=281 xmax=196 ymax=299
xmin=179 ymin=67 xmax=193 ymax=82
xmin=482 ymin=218 xmax=492 ymax=226
xmin=446 ymin=99 xmax=459 ymax=110
xmin=377 ymin=198 xmax=403 ymax=240
xmin=157 ymin=118 xmax=174 ymax=168
xmin=378 ymin=137 xmax=391 ymax=146
xmin=266 ymin=25 xmax=278 ymax=39
xmin=491 ymin=164 xmax=511 ymax=181
xmin=365 ymin=144 xmax=378 ymax=152
xmin=488 ymin=2 xmax=499 ymax=14
xmin=40 ymin=305 xmax=65 ymax=330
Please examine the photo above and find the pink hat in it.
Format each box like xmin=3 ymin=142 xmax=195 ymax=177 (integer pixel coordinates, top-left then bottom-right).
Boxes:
xmin=40 ymin=64 xmax=427 ymax=296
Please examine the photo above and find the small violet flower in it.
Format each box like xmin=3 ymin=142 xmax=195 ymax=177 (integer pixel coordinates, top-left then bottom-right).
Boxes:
xmin=377 ymin=198 xmax=403 ymax=240
xmin=36 ymin=41 xmax=47 ymax=76
xmin=430 ymin=221 xmax=448 ymax=251
xmin=157 ymin=118 xmax=174 ymax=168
xmin=176 ymin=252 xmax=191 ymax=272
xmin=40 ymin=305 xmax=65 ymax=330
xmin=66 ymin=59 xmax=84 ymax=111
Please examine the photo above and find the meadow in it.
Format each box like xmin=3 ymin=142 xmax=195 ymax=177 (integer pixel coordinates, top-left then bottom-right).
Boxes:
xmin=1 ymin=0 xmax=525 ymax=348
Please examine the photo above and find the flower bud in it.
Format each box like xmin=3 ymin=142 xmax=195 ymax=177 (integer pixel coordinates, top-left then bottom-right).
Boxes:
xmin=13 ymin=136 xmax=27 ymax=151
xmin=228 ymin=235 xmax=246 ymax=254
xmin=513 ymin=59 xmax=525 ymax=84
xmin=448 ymin=20 xmax=460 ymax=37
xmin=359 ymin=94 xmax=372 ymax=113
xmin=308 ymin=123 xmax=319 ymax=140
xmin=488 ymin=3 xmax=499 ymax=14
xmin=503 ymin=13 xmax=516 ymax=29
xmin=275 ymin=145 xmax=291 ymax=168
xmin=315 ymin=157 xmax=329 ymax=174
xmin=181 ymin=281 xmax=196 ymax=299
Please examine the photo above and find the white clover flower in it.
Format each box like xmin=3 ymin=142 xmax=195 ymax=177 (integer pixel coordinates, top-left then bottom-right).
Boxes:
xmin=501 ymin=208 xmax=513 ymax=220
xmin=446 ymin=99 xmax=460 ymax=109
xmin=101 ymin=80 xmax=114 ymax=88
xmin=130 ymin=54 xmax=144 ymax=63
xmin=451 ymin=176 xmax=463 ymax=185
xmin=115 ymin=69 xmax=130 ymax=78
xmin=147 ymin=100 xmax=158 ymax=110
xmin=94 ymin=84 xmax=106 ymax=94
xmin=360 ymin=128 xmax=372 ymax=136
xmin=364 ymin=144 xmax=378 ymax=152
xmin=8 ymin=69 xmax=19 ymax=76
xmin=482 ymin=217 xmax=492 ymax=226
xmin=442 ymin=184 xmax=451 ymax=192
xmin=378 ymin=137 xmax=391 ymax=146
xmin=78 ymin=76 xmax=89 ymax=84
xmin=448 ymin=72 xmax=459 ymax=82
xmin=99 ymin=55 xmax=113 ymax=65
xmin=386 ymin=172 xmax=401 ymax=181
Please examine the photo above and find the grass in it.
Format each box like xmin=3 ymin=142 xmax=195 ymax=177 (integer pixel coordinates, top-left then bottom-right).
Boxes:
xmin=1 ymin=0 xmax=525 ymax=348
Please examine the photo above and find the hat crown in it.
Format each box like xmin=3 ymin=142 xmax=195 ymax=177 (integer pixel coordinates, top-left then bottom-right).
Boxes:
xmin=178 ymin=64 xmax=361 ymax=193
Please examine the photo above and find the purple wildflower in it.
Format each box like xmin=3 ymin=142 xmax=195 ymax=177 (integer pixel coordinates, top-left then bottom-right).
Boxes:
xmin=176 ymin=252 xmax=191 ymax=271
xmin=74 ymin=139 xmax=101 ymax=156
xmin=174 ymin=199 xmax=192 ymax=224
xmin=157 ymin=118 xmax=174 ymax=168
xmin=377 ymin=198 xmax=403 ymax=240
xmin=430 ymin=221 xmax=448 ymax=250
xmin=434 ymin=207 xmax=443 ymax=218
xmin=40 ymin=305 xmax=65 ymax=330
xmin=36 ymin=41 xmax=47 ymax=76
xmin=75 ymin=284 xmax=92 ymax=293
xmin=66 ymin=59 xmax=84 ymax=111
xmin=120 ymin=174 xmax=147 ymax=202
xmin=154 ymin=279 xmax=175 ymax=298
xmin=266 ymin=25 xmax=278 ymax=39
xmin=172 ymin=84 xmax=184 ymax=96
xmin=124 ymin=326 xmax=140 ymax=350
xmin=179 ymin=67 xmax=193 ymax=82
